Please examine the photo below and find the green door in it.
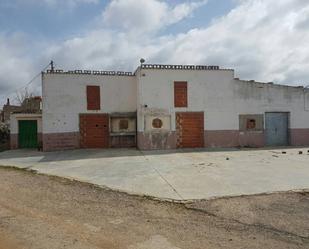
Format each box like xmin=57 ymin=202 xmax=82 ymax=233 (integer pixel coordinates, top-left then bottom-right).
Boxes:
xmin=18 ymin=120 xmax=38 ymax=148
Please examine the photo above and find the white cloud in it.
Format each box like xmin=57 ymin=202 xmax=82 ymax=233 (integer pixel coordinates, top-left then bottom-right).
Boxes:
xmin=48 ymin=0 xmax=309 ymax=84
xmin=2 ymin=0 xmax=309 ymax=104
xmin=169 ymin=1 xmax=208 ymax=24
xmin=102 ymin=0 xmax=208 ymax=33
xmin=0 ymin=33 xmax=37 ymax=103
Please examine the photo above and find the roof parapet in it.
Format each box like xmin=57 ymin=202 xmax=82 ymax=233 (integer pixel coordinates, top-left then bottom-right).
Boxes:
xmin=45 ymin=63 xmax=234 ymax=77
xmin=235 ymin=78 xmax=306 ymax=90
xmin=45 ymin=69 xmax=134 ymax=76
xmin=140 ymin=64 xmax=228 ymax=71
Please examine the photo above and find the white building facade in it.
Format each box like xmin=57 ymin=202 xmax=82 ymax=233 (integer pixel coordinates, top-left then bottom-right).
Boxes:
xmin=11 ymin=64 xmax=309 ymax=151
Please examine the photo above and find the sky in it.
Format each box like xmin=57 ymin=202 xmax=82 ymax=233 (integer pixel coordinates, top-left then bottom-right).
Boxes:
xmin=1 ymin=0 xmax=309 ymax=104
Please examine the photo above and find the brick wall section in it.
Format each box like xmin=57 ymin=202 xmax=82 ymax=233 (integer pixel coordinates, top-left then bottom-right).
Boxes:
xmin=87 ymin=85 xmax=100 ymax=110
xmin=80 ymin=114 xmax=109 ymax=148
xmin=174 ymin=82 xmax=188 ymax=107
xmin=38 ymin=133 xmax=43 ymax=145
xmin=176 ymin=112 xmax=204 ymax=148
xmin=204 ymin=130 xmax=265 ymax=148
xmin=43 ymin=132 xmax=80 ymax=151
xmin=10 ymin=134 xmax=18 ymax=149
xmin=290 ymin=129 xmax=309 ymax=146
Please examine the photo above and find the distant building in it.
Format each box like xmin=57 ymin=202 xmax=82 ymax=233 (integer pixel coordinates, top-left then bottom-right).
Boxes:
xmin=9 ymin=64 xmax=309 ymax=151
xmin=20 ymin=96 xmax=42 ymax=114
xmin=1 ymin=99 xmax=22 ymax=124
xmin=2 ymin=97 xmax=41 ymax=149
xmin=1 ymin=97 xmax=42 ymax=124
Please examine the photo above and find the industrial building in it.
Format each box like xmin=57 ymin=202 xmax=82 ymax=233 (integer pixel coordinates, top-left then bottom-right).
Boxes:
xmin=10 ymin=64 xmax=309 ymax=151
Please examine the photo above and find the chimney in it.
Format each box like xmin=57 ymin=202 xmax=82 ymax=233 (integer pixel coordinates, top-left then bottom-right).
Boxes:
xmin=6 ymin=98 xmax=10 ymax=105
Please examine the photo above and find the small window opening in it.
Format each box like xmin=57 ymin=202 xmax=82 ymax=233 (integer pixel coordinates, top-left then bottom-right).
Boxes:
xmin=247 ymin=119 xmax=256 ymax=129
xmin=119 ymin=119 xmax=129 ymax=130
xmin=152 ymin=118 xmax=163 ymax=129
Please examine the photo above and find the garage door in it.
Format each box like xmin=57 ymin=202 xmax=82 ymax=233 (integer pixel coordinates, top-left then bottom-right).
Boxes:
xmin=176 ymin=112 xmax=204 ymax=148
xmin=265 ymin=112 xmax=289 ymax=146
xmin=18 ymin=120 xmax=38 ymax=148
xmin=80 ymin=114 xmax=109 ymax=148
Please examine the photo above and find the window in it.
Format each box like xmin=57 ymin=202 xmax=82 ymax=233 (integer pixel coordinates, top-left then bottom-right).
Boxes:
xmin=239 ymin=114 xmax=264 ymax=131
xmin=174 ymin=81 xmax=188 ymax=107
xmin=119 ymin=119 xmax=129 ymax=130
xmin=87 ymin=85 xmax=100 ymax=110
xmin=152 ymin=118 xmax=163 ymax=129
xmin=246 ymin=119 xmax=256 ymax=129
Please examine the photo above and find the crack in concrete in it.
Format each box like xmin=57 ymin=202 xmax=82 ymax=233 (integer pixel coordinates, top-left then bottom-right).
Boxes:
xmin=139 ymin=150 xmax=184 ymax=200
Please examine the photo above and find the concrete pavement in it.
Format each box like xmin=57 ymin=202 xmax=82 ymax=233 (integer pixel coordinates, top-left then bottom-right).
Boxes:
xmin=0 ymin=148 xmax=309 ymax=200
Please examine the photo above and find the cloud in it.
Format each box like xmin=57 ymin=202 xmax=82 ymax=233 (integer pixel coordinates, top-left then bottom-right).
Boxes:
xmin=2 ymin=0 xmax=309 ymax=104
xmin=48 ymin=0 xmax=309 ymax=84
xmin=45 ymin=0 xmax=209 ymax=70
xmin=0 ymin=33 xmax=38 ymax=103
xmin=199 ymin=0 xmax=309 ymax=83
xmin=102 ymin=0 xmax=208 ymax=33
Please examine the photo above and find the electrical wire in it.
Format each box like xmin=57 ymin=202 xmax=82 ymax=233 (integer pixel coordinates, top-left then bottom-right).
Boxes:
xmin=2 ymin=62 xmax=52 ymax=101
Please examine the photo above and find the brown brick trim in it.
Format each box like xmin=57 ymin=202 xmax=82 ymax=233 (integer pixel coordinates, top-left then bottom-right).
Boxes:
xmin=80 ymin=114 xmax=109 ymax=148
xmin=10 ymin=134 xmax=18 ymax=149
xmin=176 ymin=112 xmax=204 ymax=148
xmin=87 ymin=85 xmax=100 ymax=110
xmin=204 ymin=130 xmax=265 ymax=148
xmin=43 ymin=132 xmax=80 ymax=151
xmin=290 ymin=129 xmax=309 ymax=146
xmin=174 ymin=81 xmax=188 ymax=107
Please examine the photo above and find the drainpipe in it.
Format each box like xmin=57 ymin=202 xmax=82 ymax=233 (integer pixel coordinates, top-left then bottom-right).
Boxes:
xmin=138 ymin=59 xmax=146 ymax=146
xmin=304 ymin=85 xmax=309 ymax=111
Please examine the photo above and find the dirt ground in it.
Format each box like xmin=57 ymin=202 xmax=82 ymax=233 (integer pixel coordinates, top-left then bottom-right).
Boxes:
xmin=0 ymin=167 xmax=308 ymax=249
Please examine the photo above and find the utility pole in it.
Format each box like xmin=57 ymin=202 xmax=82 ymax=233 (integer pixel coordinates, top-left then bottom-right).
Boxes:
xmin=50 ymin=60 xmax=54 ymax=72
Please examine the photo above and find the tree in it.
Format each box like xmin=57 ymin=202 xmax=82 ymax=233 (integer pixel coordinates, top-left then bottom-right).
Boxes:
xmin=15 ymin=88 xmax=41 ymax=113
xmin=15 ymin=87 xmax=34 ymax=105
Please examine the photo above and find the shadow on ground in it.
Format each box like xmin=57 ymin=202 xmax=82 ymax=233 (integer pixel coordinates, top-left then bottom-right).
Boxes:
xmin=0 ymin=146 xmax=308 ymax=162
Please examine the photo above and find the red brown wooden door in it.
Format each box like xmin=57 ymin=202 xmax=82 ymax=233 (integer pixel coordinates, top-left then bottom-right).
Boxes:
xmin=176 ymin=112 xmax=204 ymax=148
xmin=80 ymin=114 xmax=109 ymax=148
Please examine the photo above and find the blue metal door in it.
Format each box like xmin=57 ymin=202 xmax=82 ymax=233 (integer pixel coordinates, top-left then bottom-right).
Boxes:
xmin=265 ymin=113 xmax=289 ymax=146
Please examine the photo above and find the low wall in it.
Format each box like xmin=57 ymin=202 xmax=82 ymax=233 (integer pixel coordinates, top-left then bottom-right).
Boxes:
xmin=40 ymin=129 xmax=309 ymax=151
xmin=290 ymin=129 xmax=309 ymax=146
xmin=138 ymin=130 xmax=266 ymax=150
xmin=43 ymin=132 xmax=80 ymax=151
xmin=205 ymin=130 xmax=265 ymax=148
xmin=137 ymin=131 xmax=176 ymax=150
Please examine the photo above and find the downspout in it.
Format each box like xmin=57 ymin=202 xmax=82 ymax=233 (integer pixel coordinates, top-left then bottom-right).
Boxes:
xmin=304 ymin=85 xmax=309 ymax=111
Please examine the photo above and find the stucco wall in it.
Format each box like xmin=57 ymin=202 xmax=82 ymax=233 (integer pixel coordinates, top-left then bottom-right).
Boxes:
xmin=42 ymin=73 xmax=137 ymax=134
xmin=233 ymin=81 xmax=309 ymax=129
xmin=137 ymin=68 xmax=236 ymax=132
xmin=136 ymin=68 xmax=309 ymax=148
xmin=41 ymin=67 xmax=309 ymax=150
xmin=10 ymin=114 xmax=42 ymax=134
